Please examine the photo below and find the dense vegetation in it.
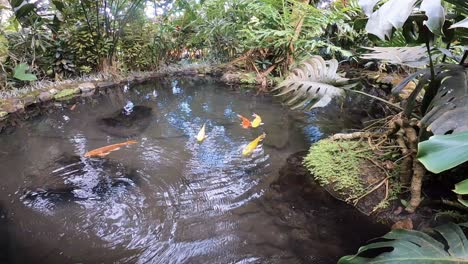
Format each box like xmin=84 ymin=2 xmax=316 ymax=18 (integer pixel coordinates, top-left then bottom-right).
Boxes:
xmin=1 ymin=0 xmax=468 ymax=262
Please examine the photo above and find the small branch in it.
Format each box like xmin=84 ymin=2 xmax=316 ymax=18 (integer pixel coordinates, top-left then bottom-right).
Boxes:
xmin=329 ymin=131 xmax=380 ymax=140
xmin=345 ymin=88 xmax=405 ymax=112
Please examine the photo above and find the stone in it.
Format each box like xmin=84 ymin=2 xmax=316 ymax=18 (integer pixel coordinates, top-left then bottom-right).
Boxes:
xmin=96 ymin=82 xmax=116 ymax=89
xmin=54 ymin=88 xmax=80 ymax=101
xmin=97 ymin=105 xmax=153 ymax=137
xmin=391 ymin=218 xmax=413 ymax=230
xmin=21 ymin=154 xmax=138 ymax=205
xmin=1 ymin=99 xmax=24 ymax=113
xmin=49 ymin=88 xmax=58 ymax=95
xmin=21 ymin=95 xmax=36 ymax=106
xmin=38 ymin=91 xmax=53 ymax=102
xmin=78 ymin=82 xmax=96 ymax=93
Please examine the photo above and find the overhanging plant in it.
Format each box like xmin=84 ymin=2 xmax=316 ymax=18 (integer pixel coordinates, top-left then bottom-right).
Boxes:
xmin=358 ymin=0 xmax=468 ymax=212
xmin=339 ymin=222 xmax=468 ymax=263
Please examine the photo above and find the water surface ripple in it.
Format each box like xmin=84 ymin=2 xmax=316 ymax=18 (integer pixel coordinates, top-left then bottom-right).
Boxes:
xmin=0 ymin=78 xmax=384 ymax=263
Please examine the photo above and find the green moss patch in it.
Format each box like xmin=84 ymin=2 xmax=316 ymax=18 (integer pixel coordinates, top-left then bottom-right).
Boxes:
xmin=304 ymin=139 xmax=371 ymax=198
xmin=239 ymin=72 xmax=258 ymax=84
xmin=54 ymin=88 xmax=80 ymax=100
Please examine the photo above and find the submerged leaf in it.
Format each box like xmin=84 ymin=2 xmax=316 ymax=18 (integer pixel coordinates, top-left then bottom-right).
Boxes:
xmin=417 ymin=131 xmax=468 ymax=174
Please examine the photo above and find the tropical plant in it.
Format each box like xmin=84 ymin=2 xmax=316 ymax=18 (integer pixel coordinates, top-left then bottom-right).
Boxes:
xmin=359 ymin=0 xmax=468 ymax=40
xmin=271 ymin=56 xmax=355 ymax=110
xmin=417 ymin=131 xmax=468 ymax=174
xmin=12 ymin=63 xmax=37 ymax=81
xmin=339 ymin=222 xmax=468 ymax=263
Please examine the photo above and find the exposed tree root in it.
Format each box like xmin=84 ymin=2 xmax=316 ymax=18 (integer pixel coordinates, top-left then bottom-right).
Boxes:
xmin=328 ymin=113 xmax=426 ymax=213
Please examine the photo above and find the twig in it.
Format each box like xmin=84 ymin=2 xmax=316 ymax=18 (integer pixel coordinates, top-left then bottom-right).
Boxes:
xmin=353 ymin=176 xmax=390 ymax=206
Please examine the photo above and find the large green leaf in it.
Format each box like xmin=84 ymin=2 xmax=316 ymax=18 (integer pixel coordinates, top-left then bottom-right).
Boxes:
xmin=360 ymin=0 xmax=417 ymax=40
xmin=454 ymin=179 xmax=468 ymax=195
xmin=392 ymin=65 xmax=468 ymax=135
xmin=13 ymin=63 xmax=37 ymax=81
xmin=271 ymin=56 xmax=353 ymax=110
xmin=421 ymin=0 xmax=445 ymax=34
xmin=13 ymin=3 xmax=35 ymax=20
xmin=417 ymin=131 xmax=468 ymax=173
xmin=421 ymin=66 xmax=468 ymax=135
xmin=339 ymin=222 xmax=468 ymax=263
xmin=361 ymin=46 xmax=429 ymax=68
xmin=451 ymin=18 xmax=468 ymax=29
xmin=359 ymin=0 xmax=448 ymax=39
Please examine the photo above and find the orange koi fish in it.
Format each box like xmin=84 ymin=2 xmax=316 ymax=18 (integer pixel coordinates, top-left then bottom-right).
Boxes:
xmin=84 ymin=140 xmax=137 ymax=158
xmin=242 ymin=133 xmax=266 ymax=156
xmin=237 ymin=114 xmax=252 ymax=129
xmin=251 ymin=113 xmax=263 ymax=128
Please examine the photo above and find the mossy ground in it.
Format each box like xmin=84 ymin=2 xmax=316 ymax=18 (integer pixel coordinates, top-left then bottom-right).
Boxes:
xmin=303 ymin=139 xmax=370 ymax=199
xmin=303 ymin=138 xmax=402 ymax=214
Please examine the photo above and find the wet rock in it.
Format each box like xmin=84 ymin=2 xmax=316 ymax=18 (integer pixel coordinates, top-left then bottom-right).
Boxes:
xmin=260 ymin=151 xmax=388 ymax=262
xmin=97 ymin=105 xmax=153 ymax=137
xmin=391 ymin=218 xmax=413 ymax=230
xmin=0 ymin=111 xmax=7 ymax=120
xmin=96 ymin=82 xmax=116 ymax=89
xmin=21 ymin=95 xmax=36 ymax=107
xmin=78 ymin=82 xmax=95 ymax=93
xmin=21 ymin=154 xmax=138 ymax=205
xmin=0 ymin=204 xmax=10 ymax=263
xmin=1 ymin=99 xmax=24 ymax=113
xmin=38 ymin=91 xmax=53 ymax=102
xmin=263 ymin=124 xmax=289 ymax=150
xmin=54 ymin=88 xmax=80 ymax=101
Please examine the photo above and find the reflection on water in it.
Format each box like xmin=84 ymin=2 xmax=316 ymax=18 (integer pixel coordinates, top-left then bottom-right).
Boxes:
xmin=0 ymin=78 xmax=384 ymax=263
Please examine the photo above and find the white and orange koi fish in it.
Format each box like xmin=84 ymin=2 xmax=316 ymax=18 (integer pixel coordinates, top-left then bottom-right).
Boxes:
xmin=84 ymin=140 xmax=137 ymax=158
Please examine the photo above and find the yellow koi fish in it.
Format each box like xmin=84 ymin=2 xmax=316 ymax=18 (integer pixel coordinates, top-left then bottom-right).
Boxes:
xmin=196 ymin=123 xmax=208 ymax=142
xmin=251 ymin=113 xmax=263 ymax=128
xmin=84 ymin=140 xmax=137 ymax=158
xmin=242 ymin=133 xmax=266 ymax=156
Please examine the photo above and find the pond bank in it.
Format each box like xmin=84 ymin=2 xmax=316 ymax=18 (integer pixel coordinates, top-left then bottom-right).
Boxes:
xmin=0 ymin=64 xmax=225 ymax=132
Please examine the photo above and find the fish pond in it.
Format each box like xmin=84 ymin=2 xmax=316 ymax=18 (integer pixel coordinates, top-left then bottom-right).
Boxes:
xmin=0 ymin=78 xmax=385 ymax=263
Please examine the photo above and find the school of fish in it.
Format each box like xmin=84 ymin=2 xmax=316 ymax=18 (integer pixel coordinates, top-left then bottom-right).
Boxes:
xmin=84 ymin=114 xmax=265 ymax=158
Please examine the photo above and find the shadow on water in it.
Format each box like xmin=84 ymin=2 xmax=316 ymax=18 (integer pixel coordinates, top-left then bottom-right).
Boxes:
xmin=0 ymin=78 xmax=387 ymax=263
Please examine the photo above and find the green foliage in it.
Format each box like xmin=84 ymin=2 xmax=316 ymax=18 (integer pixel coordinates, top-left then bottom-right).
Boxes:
xmin=303 ymin=139 xmax=369 ymax=198
xmin=393 ymin=65 xmax=468 ymax=136
xmin=417 ymin=131 xmax=468 ymax=174
xmin=359 ymin=0 xmax=466 ymax=40
xmin=272 ymin=56 xmax=354 ymax=110
xmin=361 ymin=46 xmax=429 ymax=68
xmin=13 ymin=63 xmax=37 ymax=81
xmin=0 ymin=34 xmax=7 ymax=64
xmin=339 ymin=222 xmax=468 ymax=263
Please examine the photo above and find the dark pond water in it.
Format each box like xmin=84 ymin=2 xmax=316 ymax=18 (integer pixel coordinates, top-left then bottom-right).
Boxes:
xmin=0 ymin=78 xmax=385 ymax=263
